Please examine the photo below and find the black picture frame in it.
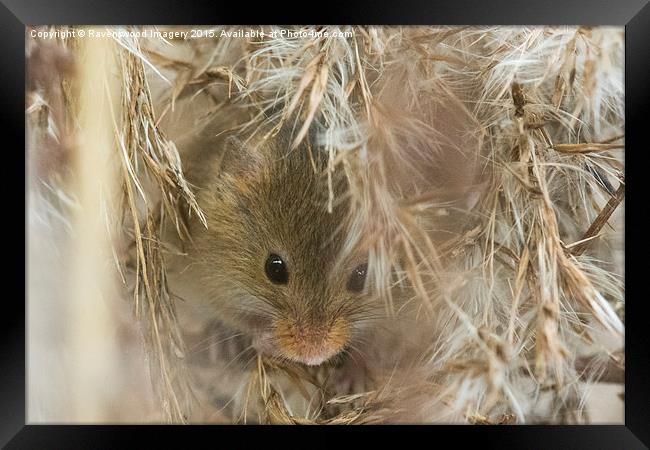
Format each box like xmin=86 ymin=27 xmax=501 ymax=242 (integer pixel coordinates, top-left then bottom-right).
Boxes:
xmin=5 ymin=0 xmax=649 ymax=448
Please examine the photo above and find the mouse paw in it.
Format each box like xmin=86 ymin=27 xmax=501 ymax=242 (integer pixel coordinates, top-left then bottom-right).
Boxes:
xmin=323 ymin=356 xmax=373 ymax=418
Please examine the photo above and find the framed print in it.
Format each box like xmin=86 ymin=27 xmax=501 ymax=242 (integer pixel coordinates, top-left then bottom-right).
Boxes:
xmin=4 ymin=0 xmax=650 ymax=447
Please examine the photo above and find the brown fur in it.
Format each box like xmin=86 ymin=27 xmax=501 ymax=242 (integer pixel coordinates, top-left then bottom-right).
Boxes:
xmin=164 ymin=117 xmax=385 ymax=376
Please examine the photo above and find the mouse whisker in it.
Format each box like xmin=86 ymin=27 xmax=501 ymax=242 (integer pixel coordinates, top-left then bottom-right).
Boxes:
xmin=222 ymin=344 xmax=257 ymax=372
xmin=190 ymin=332 xmax=246 ymax=356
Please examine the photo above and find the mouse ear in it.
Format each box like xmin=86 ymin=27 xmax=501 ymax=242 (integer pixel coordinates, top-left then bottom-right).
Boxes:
xmin=218 ymin=135 xmax=265 ymax=177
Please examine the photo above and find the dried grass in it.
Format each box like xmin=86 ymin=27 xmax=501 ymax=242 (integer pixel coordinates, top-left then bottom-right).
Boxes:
xmin=27 ymin=25 xmax=625 ymax=424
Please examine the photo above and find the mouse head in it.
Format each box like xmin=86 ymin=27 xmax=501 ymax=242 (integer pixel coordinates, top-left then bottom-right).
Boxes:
xmin=183 ymin=130 xmax=375 ymax=366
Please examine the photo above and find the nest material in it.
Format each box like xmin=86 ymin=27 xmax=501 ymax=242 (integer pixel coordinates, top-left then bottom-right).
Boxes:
xmin=27 ymin=26 xmax=624 ymax=424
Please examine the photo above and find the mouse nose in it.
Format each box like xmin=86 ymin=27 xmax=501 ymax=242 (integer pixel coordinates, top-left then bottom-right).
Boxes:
xmin=273 ymin=317 xmax=350 ymax=366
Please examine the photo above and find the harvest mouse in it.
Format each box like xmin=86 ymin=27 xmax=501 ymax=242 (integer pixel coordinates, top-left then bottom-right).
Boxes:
xmin=162 ymin=114 xmax=393 ymax=419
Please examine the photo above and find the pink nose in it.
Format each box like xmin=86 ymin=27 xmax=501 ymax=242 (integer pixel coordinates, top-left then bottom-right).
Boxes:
xmin=273 ymin=317 xmax=350 ymax=366
xmin=288 ymin=346 xmax=340 ymax=366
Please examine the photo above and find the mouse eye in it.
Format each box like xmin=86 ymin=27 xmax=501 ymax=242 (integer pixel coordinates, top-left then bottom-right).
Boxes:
xmin=265 ymin=253 xmax=289 ymax=284
xmin=346 ymin=263 xmax=367 ymax=293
